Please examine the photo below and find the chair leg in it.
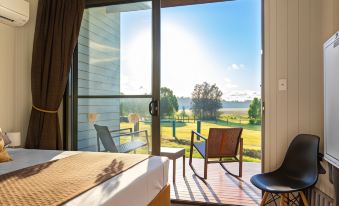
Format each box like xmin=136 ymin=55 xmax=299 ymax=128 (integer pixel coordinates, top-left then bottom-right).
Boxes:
xmin=173 ymin=159 xmax=176 ymax=183
xmin=183 ymin=155 xmax=186 ymax=177
xmin=285 ymin=193 xmax=290 ymax=205
xmin=204 ymin=158 xmax=208 ymax=179
xmin=239 ymin=160 xmax=243 ymax=178
xmin=189 ymin=155 xmax=207 ymax=180
xmin=280 ymin=193 xmax=286 ymax=206
xmin=239 ymin=138 xmax=243 ymax=177
xmin=260 ymin=192 xmax=269 ymax=206
xmin=220 ymin=162 xmax=242 ymax=178
xmin=299 ymin=191 xmax=309 ymax=206
xmin=189 ymin=142 xmax=193 ymax=166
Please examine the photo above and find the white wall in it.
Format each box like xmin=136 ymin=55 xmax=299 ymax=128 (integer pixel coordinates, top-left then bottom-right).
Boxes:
xmin=0 ymin=0 xmax=37 ymax=145
xmin=264 ymin=0 xmax=339 ymax=198
xmin=0 ymin=24 xmax=16 ymax=132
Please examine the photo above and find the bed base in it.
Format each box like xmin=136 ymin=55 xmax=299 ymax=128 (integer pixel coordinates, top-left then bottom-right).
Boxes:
xmin=148 ymin=184 xmax=170 ymax=206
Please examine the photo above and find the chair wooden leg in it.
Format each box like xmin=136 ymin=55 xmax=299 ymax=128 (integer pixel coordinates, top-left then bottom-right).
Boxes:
xmin=220 ymin=162 xmax=242 ymax=178
xmin=239 ymin=161 xmax=243 ymax=178
xmin=299 ymin=191 xmax=309 ymax=206
xmin=183 ymin=155 xmax=186 ymax=177
xmin=285 ymin=193 xmax=290 ymax=205
xmin=260 ymin=192 xmax=269 ymax=206
xmin=239 ymin=138 xmax=243 ymax=177
xmin=173 ymin=159 xmax=176 ymax=183
xmin=189 ymin=142 xmax=193 ymax=166
xmin=204 ymin=159 xmax=208 ymax=179
xmin=280 ymin=193 xmax=286 ymax=206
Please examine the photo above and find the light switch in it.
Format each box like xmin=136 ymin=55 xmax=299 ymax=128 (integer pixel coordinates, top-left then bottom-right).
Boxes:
xmin=278 ymin=79 xmax=287 ymax=91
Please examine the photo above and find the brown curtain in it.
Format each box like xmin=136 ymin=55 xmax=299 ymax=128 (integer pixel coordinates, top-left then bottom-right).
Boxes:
xmin=25 ymin=0 xmax=84 ymax=150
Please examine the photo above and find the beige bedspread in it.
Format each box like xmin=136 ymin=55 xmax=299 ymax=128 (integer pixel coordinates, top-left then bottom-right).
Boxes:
xmin=0 ymin=152 xmax=149 ymax=206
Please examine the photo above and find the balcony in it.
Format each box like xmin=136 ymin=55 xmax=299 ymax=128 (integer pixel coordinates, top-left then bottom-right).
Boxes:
xmin=169 ymin=158 xmax=261 ymax=206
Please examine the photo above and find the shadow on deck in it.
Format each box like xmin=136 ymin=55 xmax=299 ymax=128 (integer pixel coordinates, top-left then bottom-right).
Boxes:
xmin=169 ymin=158 xmax=262 ymax=206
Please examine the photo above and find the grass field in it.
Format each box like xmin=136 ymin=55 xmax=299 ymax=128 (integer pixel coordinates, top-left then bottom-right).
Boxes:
xmin=120 ymin=110 xmax=262 ymax=162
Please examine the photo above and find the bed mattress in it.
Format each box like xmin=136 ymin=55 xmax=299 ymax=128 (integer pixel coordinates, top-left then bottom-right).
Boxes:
xmin=0 ymin=149 xmax=169 ymax=206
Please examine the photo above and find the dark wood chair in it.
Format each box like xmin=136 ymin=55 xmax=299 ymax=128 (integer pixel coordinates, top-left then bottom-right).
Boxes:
xmin=189 ymin=128 xmax=243 ymax=179
xmin=94 ymin=124 xmax=149 ymax=153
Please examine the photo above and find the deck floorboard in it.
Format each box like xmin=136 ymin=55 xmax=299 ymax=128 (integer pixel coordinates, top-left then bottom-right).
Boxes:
xmin=168 ymin=158 xmax=262 ymax=206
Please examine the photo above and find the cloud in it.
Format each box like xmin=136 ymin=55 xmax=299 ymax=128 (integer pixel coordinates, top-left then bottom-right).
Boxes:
xmin=227 ymin=63 xmax=245 ymax=70
xmin=224 ymin=90 xmax=261 ymax=101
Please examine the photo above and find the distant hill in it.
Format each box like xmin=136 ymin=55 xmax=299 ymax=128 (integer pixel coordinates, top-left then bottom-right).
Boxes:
xmin=177 ymin=97 xmax=251 ymax=109
xmin=222 ymin=100 xmax=251 ymax=108
xmin=177 ymin=97 xmax=192 ymax=109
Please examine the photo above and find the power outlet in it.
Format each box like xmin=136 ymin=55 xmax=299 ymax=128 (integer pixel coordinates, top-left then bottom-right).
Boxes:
xmin=278 ymin=79 xmax=287 ymax=91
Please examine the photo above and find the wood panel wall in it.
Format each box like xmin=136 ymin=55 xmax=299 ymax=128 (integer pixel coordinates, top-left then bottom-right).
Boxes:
xmin=264 ymin=0 xmax=339 ymax=198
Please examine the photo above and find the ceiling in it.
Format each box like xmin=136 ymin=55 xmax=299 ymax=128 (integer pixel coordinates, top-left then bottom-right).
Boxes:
xmin=87 ymin=0 xmax=230 ymax=9
xmin=161 ymin=0 xmax=228 ymax=8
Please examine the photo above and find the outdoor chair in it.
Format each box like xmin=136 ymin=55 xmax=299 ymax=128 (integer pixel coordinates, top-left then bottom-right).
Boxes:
xmin=250 ymin=134 xmax=320 ymax=206
xmin=94 ymin=124 xmax=149 ymax=153
xmin=189 ymin=128 xmax=243 ymax=179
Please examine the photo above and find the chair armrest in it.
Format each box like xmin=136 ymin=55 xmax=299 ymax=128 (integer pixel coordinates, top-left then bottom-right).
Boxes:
xmin=110 ymin=128 xmax=133 ymax=133
xmin=191 ymin=130 xmax=207 ymax=141
xmin=111 ymin=130 xmax=148 ymax=140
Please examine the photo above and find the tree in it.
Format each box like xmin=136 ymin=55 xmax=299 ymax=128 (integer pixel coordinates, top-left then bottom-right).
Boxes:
xmin=160 ymin=87 xmax=178 ymax=117
xmin=180 ymin=106 xmax=187 ymax=118
xmin=191 ymin=82 xmax=223 ymax=120
xmin=248 ymin=97 xmax=261 ymax=124
xmin=120 ymin=98 xmax=149 ymax=118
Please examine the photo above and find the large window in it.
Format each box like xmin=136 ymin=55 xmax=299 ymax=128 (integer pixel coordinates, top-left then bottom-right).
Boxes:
xmin=68 ymin=0 xmax=262 ymax=164
xmin=68 ymin=1 xmax=161 ymax=154
xmin=159 ymin=1 xmax=262 ymax=162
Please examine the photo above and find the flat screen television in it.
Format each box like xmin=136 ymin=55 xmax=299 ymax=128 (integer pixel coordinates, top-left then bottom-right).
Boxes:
xmin=324 ymin=31 xmax=339 ymax=169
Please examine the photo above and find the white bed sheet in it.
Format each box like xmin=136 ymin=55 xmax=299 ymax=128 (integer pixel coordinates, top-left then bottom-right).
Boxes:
xmin=1 ymin=149 xmax=169 ymax=206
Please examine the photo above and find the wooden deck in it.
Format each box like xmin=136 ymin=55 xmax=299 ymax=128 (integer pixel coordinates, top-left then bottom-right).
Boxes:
xmin=168 ymin=158 xmax=262 ymax=206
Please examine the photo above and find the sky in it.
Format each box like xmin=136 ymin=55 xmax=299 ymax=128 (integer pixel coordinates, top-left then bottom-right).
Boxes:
xmin=120 ymin=0 xmax=262 ymax=101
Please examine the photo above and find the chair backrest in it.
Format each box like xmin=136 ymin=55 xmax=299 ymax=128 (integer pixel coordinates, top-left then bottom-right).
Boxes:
xmin=279 ymin=134 xmax=320 ymax=185
xmin=94 ymin=124 xmax=118 ymax=153
xmin=207 ymin=128 xmax=243 ymax=158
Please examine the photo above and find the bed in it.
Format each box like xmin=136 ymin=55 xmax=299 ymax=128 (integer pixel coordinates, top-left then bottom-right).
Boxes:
xmin=0 ymin=148 xmax=170 ymax=206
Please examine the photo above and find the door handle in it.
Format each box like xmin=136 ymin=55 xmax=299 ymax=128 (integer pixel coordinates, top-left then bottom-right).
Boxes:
xmin=262 ymin=101 xmax=265 ymax=112
xmin=149 ymin=100 xmax=158 ymax=116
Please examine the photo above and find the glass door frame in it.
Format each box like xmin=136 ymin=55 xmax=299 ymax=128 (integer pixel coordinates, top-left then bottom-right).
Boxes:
xmin=67 ymin=0 xmax=161 ymax=155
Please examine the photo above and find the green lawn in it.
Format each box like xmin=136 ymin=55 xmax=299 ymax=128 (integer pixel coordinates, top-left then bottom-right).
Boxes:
xmin=120 ymin=116 xmax=262 ymax=162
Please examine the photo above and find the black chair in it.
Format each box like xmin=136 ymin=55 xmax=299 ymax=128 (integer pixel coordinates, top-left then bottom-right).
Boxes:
xmin=251 ymin=134 xmax=320 ymax=206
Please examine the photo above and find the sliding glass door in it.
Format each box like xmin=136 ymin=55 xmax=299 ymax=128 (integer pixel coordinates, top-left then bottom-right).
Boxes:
xmin=69 ymin=0 xmax=161 ymax=155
